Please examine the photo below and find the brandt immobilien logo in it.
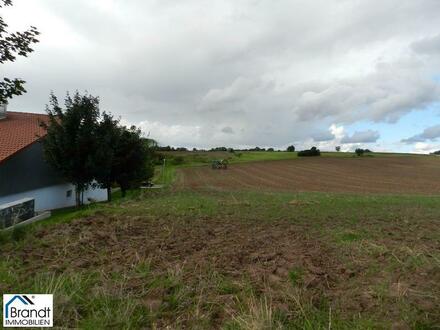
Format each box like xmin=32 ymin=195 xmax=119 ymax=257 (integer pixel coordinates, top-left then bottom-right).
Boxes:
xmin=3 ymin=294 xmax=53 ymax=328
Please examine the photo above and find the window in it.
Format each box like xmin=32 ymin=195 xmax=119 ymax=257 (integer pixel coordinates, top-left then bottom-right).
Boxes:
xmin=66 ymin=190 xmax=72 ymax=198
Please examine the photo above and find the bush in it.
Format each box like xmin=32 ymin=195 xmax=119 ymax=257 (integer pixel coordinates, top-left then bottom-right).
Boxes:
xmin=355 ymin=148 xmax=365 ymax=156
xmin=297 ymin=146 xmax=321 ymax=157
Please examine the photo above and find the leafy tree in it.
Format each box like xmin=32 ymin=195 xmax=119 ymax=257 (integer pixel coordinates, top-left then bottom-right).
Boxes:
xmin=335 ymin=146 xmax=341 ymax=152
xmin=95 ymin=120 xmax=155 ymax=200
xmin=0 ymin=0 xmax=40 ymax=104
xmin=287 ymin=145 xmax=295 ymax=152
xmin=112 ymin=125 xmax=154 ymax=197
xmin=42 ymin=92 xmax=155 ymax=203
xmin=41 ymin=92 xmax=100 ymax=206
xmin=355 ymin=148 xmax=365 ymax=156
xmin=93 ymin=112 xmax=121 ymax=202
xmin=298 ymin=146 xmax=321 ymax=157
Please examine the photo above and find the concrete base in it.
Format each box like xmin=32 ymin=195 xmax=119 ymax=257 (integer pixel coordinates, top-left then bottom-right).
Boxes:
xmin=2 ymin=211 xmax=51 ymax=231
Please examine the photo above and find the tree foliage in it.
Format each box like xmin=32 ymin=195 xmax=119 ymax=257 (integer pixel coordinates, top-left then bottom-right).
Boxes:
xmin=355 ymin=148 xmax=372 ymax=156
xmin=0 ymin=0 xmax=40 ymax=103
xmin=42 ymin=92 xmax=154 ymax=205
xmin=298 ymin=146 xmax=321 ymax=157
xmin=41 ymin=93 xmax=100 ymax=205
xmin=111 ymin=125 xmax=154 ymax=197
xmin=286 ymin=145 xmax=295 ymax=152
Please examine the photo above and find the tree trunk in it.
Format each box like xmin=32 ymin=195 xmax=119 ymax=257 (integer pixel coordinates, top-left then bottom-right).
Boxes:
xmin=75 ymin=188 xmax=81 ymax=207
xmin=107 ymin=187 xmax=112 ymax=202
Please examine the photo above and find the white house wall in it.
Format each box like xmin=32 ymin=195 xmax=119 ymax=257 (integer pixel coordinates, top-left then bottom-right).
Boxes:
xmin=0 ymin=183 xmax=107 ymax=212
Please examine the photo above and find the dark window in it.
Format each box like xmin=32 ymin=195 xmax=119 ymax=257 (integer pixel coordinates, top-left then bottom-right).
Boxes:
xmin=66 ymin=190 xmax=72 ymax=198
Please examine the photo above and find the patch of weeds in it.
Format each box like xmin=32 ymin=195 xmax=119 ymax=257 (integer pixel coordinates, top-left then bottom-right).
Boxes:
xmin=150 ymin=267 xmax=190 ymax=315
xmin=214 ymin=273 xmax=240 ymax=295
xmin=0 ymin=258 xmax=20 ymax=289
xmin=30 ymin=272 xmax=98 ymax=326
xmin=288 ymin=267 xmax=304 ymax=286
xmin=109 ymin=271 xmax=125 ymax=282
xmin=0 ymin=229 xmax=13 ymax=245
xmin=333 ymin=230 xmax=365 ymax=245
xmin=11 ymin=225 xmax=27 ymax=241
xmin=134 ymin=259 xmax=151 ymax=278
xmin=227 ymin=296 xmax=283 ymax=330
xmin=81 ymin=294 xmax=150 ymax=329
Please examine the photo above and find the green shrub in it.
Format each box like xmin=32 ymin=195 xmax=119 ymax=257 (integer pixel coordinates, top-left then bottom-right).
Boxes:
xmin=298 ymin=146 xmax=320 ymax=157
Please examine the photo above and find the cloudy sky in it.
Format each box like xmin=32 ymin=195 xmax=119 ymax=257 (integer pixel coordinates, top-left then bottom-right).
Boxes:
xmin=2 ymin=0 xmax=440 ymax=152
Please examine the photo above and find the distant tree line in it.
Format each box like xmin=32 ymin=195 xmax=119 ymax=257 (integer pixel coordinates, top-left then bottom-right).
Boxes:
xmin=41 ymin=92 xmax=155 ymax=205
xmin=355 ymin=148 xmax=372 ymax=156
xmin=298 ymin=146 xmax=321 ymax=157
xmin=157 ymin=146 xmax=289 ymax=152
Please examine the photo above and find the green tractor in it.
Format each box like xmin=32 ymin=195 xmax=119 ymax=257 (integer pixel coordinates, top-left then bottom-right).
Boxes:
xmin=211 ymin=159 xmax=228 ymax=170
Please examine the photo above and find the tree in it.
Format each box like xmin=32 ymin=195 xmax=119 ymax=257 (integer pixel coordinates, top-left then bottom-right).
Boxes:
xmin=112 ymin=125 xmax=154 ymax=197
xmin=94 ymin=118 xmax=155 ymax=200
xmin=0 ymin=0 xmax=40 ymax=104
xmin=41 ymin=92 xmax=100 ymax=206
xmin=298 ymin=146 xmax=321 ymax=157
xmin=335 ymin=146 xmax=341 ymax=152
xmin=286 ymin=145 xmax=295 ymax=152
xmin=355 ymin=148 xmax=365 ymax=156
xmin=93 ymin=112 xmax=121 ymax=202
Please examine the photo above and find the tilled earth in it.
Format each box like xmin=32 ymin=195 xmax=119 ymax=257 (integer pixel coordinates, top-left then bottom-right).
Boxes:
xmin=4 ymin=210 xmax=439 ymax=327
xmin=15 ymin=214 xmax=338 ymax=291
xmin=179 ymin=156 xmax=440 ymax=194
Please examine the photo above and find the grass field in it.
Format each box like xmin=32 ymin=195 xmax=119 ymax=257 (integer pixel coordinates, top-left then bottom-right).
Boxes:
xmin=1 ymin=152 xmax=439 ymax=329
xmin=158 ymin=150 xmax=426 ymax=168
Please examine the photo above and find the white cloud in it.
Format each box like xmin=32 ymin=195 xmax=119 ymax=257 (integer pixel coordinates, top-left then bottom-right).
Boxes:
xmin=2 ymin=0 xmax=440 ymax=148
xmin=413 ymin=142 xmax=440 ymax=154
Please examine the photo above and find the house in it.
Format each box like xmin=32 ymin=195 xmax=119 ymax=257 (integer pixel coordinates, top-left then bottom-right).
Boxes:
xmin=0 ymin=106 xmax=107 ymax=212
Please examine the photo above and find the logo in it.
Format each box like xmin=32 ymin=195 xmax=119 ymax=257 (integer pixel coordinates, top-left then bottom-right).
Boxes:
xmin=3 ymin=294 xmax=53 ymax=328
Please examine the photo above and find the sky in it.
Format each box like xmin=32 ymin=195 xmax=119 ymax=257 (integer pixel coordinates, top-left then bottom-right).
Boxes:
xmin=2 ymin=0 xmax=440 ymax=152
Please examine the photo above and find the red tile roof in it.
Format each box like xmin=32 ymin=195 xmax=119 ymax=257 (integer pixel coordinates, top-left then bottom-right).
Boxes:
xmin=0 ymin=111 xmax=49 ymax=163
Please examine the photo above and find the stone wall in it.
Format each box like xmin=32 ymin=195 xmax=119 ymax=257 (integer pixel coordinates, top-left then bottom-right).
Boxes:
xmin=0 ymin=198 xmax=35 ymax=229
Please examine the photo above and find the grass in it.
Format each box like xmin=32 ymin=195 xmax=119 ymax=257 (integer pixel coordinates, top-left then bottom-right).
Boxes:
xmin=1 ymin=151 xmax=440 ymax=328
xmin=157 ymin=150 xmax=429 ymax=168
xmin=1 ymin=188 xmax=439 ymax=328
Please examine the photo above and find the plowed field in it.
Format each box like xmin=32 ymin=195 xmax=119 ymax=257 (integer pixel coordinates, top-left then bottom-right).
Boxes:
xmin=179 ymin=156 xmax=440 ymax=194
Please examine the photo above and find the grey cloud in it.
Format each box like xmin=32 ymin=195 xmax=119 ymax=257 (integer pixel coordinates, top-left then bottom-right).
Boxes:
xmin=401 ymin=124 xmax=440 ymax=143
xmin=312 ymin=130 xmax=334 ymax=142
xmin=293 ymin=61 xmax=440 ymax=124
xmin=412 ymin=34 xmax=440 ymax=54
xmin=341 ymin=130 xmax=380 ymax=144
xmin=3 ymin=0 xmax=440 ymax=149
xmin=221 ymin=126 xmax=234 ymax=134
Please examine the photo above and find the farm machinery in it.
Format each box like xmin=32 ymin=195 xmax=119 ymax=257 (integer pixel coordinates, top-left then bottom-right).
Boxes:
xmin=211 ymin=159 xmax=228 ymax=169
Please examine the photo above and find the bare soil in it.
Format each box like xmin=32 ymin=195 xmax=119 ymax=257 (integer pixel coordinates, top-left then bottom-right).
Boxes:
xmin=179 ymin=156 xmax=440 ymax=194
xmin=5 ymin=209 xmax=439 ymax=327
